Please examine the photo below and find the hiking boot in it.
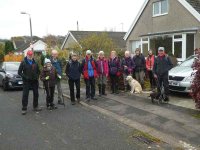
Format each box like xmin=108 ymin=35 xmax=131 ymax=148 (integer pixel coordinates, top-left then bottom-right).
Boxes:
xmin=164 ymin=96 xmax=169 ymax=102
xmin=71 ymin=101 xmax=76 ymax=105
xmin=77 ymin=98 xmax=81 ymax=103
xmin=85 ymin=97 xmax=90 ymax=102
xmin=91 ymin=97 xmax=97 ymax=100
xmin=21 ymin=110 xmax=27 ymax=115
xmin=58 ymin=101 xmax=64 ymax=105
xmin=33 ymin=107 xmax=42 ymax=112
xmin=50 ymin=105 xmax=57 ymax=110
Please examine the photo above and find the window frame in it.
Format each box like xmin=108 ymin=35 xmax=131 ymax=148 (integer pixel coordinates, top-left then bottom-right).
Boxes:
xmin=153 ymin=0 xmax=168 ymax=17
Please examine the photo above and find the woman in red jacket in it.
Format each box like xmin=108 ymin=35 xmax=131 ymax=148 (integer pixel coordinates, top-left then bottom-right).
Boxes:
xmin=146 ymin=50 xmax=156 ymax=90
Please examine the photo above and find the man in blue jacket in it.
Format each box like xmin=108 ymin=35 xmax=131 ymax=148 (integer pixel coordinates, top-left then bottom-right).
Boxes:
xmin=50 ymin=50 xmax=64 ymax=105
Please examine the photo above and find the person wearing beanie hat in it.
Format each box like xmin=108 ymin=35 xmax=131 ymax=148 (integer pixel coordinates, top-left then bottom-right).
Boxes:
xmin=40 ymin=58 xmax=58 ymax=110
xmin=65 ymin=52 xmax=81 ymax=105
xmin=81 ymin=50 xmax=98 ymax=101
xmin=18 ymin=50 xmax=42 ymax=115
xmin=96 ymin=50 xmax=109 ymax=96
xmin=153 ymin=47 xmax=173 ymax=102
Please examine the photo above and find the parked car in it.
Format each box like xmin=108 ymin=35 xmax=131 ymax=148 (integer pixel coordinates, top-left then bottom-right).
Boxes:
xmin=168 ymin=55 xmax=196 ymax=93
xmin=0 ymin=62 xmax=23 ymax=90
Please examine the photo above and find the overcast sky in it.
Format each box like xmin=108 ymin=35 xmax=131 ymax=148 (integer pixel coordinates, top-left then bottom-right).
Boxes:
xmin=0 ymin=0 xmax=145 ymax=39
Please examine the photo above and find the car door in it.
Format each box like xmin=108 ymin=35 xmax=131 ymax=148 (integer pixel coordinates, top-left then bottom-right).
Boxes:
xmin=0 ymin=63 xmax=4 ymax=85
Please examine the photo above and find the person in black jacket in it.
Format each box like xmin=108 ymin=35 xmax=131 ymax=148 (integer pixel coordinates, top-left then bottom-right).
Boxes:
xmin=18 ymin=50 xmax=42 ymax=115
xmin=133 ymin=48 xmax=146 ymax=89
xmin=65 ymin=53 xmax=81 ymax=105
xmin=153 ymin=47 xmax=173 ymax=101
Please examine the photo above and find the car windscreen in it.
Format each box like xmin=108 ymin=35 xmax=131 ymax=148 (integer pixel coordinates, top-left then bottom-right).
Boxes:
xmin=5 ymin=63 xmax=20 ymax=71
xmin=179 ymin=57 xmax=194 ymax=67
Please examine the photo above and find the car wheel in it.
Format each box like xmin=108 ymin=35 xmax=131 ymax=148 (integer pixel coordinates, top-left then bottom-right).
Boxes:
xmin=2 ymin=81 xmax=8 ymax=91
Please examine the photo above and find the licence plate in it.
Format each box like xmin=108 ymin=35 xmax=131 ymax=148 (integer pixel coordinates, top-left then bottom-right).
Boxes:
xmin=18 ymin=81 xmax=23 ymax=85
xmin=169 ymin=81 xmax=179 ymax=86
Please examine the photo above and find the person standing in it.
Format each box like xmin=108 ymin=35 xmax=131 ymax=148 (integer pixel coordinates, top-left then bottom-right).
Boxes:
xmin=121 ymin=51 xmax=135 ymax=91
xmin=18 ymin=50 xmax=42 ymax=115
xmin=40 ymin=58 xmax=57 ymax=110
xmin=96 ymin=51 xmax=109 ymax=96
xmin=108 ymin=51 xmax=121 ymax=94
xmin=146 ymin=50 xmax=156 ymax=90
xmin=153 ymin=47 xmax=173 ymax=102
xmin=65 ymin=53 xmax=81 ymax=105
xmin=81 ymin=50 xmax=98 ymax=101
xmin=50 ymin=50 xmax=64 ymax=105
xmin=133 ymin=48 xmax=146 ymax=89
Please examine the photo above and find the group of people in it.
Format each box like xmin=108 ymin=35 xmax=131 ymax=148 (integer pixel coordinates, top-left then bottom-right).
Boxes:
xmin=18 ymin=47 xmax=173 ymax=115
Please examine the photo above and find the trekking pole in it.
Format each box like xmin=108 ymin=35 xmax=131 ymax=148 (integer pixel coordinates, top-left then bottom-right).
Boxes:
xmin=62 ymin=93 xmax=65 ymax=107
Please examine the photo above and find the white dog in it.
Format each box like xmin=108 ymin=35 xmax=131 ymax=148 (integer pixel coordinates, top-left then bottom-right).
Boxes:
xmin=126 ymin=75 xmax=142 ymax=94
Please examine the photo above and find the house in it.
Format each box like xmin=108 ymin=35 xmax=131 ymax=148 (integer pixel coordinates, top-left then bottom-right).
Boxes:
xmin=61 ymin=31 xmax=126 ymax=50
xmin=23 ymin=40 xmax=47 ymax=56
xmin=124 ymin=0 xmax=200 ymax=61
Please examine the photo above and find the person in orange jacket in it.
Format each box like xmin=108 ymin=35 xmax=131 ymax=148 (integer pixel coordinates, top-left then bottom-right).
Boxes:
xmin=146 ymin=50 xmax=156 ymax=90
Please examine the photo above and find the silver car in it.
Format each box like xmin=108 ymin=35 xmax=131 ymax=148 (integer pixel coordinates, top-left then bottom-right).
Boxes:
xmin=169 ymin=55 xmax=196 ymax=93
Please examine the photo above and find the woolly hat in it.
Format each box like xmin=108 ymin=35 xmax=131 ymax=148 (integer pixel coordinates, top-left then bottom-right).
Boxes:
xmin=86 ymin=50 xmax=92 ymax=55
xmin=44 ymin=58 xmax=51 ymax=64
xmin=158 ymin=47 xmax=165 ymax=51
xmin=27 ymin=50 xmax=33 ymax=56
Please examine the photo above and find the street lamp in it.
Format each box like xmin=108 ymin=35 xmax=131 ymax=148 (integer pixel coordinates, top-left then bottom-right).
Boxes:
xmin=20 ymin=11 xmax=33 ymax=47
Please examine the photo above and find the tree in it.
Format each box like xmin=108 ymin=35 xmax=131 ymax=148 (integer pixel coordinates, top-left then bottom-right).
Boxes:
xmin=70 ymin=33 xmax=117 ymax=58
xmin=0 ymin=43 xmax=5 ymax=61
xmin=4 ymin=40 xmax=14 ymax=54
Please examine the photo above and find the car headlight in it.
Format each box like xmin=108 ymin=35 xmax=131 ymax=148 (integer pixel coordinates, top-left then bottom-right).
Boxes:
xmin=6 ymin=73 xmax=14 ymax=79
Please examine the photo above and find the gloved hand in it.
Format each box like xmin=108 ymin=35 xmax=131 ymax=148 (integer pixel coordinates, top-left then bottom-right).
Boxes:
xmin=45 ymin=76 xmax=50 ymax=80
xmin=57 ymin=74 xmax=62 ymax=79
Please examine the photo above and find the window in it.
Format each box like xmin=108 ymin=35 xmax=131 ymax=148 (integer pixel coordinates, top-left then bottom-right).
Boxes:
xmin=153 ymin=0 xmax=168 ymax=16
xmin=131 ymin=41 xmax=141 ymax=52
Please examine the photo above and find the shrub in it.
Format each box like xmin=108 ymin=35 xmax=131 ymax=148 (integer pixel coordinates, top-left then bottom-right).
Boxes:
xmin=190 ymin=55 xmax=200 ymax=109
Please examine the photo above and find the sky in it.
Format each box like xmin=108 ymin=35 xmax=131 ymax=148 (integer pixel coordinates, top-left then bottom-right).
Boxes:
xmin=0 ymin=0 xmax=145 ymax=39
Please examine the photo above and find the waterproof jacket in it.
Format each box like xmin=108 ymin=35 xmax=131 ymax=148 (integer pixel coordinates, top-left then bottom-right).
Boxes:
xmin=108 ymin=57 xmax=120 ymax=75
xmin=18 ymin=57 xmax=40 ymax=82
xmin=146 ymin=55 xmax=155 ymax=71
xmin=153 ymin=55 xmax=173 ymax=76
xmin=65 ymin=60 xmax=81 ymax=80
xmin=96 ymin=57 xmax=109 ymax=76
xmin=40 ymin=66 xmax=57 ymax=87
xmin=81 ymin=56 xmax=98 ymax=79
xmin=121 ymin=57 xmax=135 ymax=75
xmin=50 ymin=57 xmax=62 ymax=76
xmin=133 ymin=54 xmax=146 ymax=72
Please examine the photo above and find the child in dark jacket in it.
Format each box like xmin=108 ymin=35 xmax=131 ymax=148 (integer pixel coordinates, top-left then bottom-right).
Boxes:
xmin=65 ymin=53 xmax=81 ymax=105
xmin=40 ymin=58 xmax=58 ymax=110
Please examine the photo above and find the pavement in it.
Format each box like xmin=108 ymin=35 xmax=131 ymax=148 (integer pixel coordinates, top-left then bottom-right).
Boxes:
xmin=0 ymin=88 xmax=172 ymax=150
xmin=53 ymin=81 xmax=200 ymax=150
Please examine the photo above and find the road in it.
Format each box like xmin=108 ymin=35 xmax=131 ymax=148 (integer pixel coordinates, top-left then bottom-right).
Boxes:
xmin=0 ymin=88 xmax=159 ymax=150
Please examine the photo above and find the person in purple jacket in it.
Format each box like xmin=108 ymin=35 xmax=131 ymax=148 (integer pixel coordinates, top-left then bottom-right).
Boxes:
xmin=108 ymin=51 xmax=121 ymax=94
xmin=121 ymin=51 xmax=135 ymax=92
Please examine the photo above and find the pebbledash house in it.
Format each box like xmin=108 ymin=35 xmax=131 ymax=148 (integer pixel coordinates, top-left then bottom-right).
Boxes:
xmin=124 ymin=0 xmax=200 ymax=62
